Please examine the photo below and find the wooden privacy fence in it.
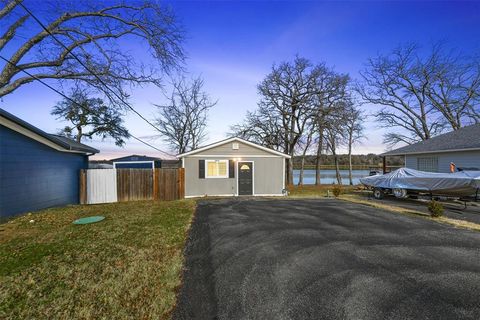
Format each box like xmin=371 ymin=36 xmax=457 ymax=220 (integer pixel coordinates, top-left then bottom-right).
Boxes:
xmin=80 ymin=168 xmax=185 ymax=204
xmin=154 ymin=168 xmax=185 ymax=201
xmin=117 ymin=169 xmax=153 ymax=202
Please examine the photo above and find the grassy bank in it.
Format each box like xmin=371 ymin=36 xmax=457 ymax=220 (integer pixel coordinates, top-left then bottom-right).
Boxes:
xmin=288 ymin=184 xmax=357 ymax=197
xmin=292 ymin=165 xmax=379 ymax=170
xmin=0 ymin=200 xmax=196 ymax=319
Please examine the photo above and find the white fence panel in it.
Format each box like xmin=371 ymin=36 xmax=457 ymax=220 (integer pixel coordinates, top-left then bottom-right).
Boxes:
xmin=86 ymin=169 xmax=117 ymax=204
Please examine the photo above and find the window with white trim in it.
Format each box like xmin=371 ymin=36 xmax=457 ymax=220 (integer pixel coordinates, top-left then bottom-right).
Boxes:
xmin=206 ymin=160 xmax=228 ymax=178
xmin=417 ymin=157 xmax=438 ymax=172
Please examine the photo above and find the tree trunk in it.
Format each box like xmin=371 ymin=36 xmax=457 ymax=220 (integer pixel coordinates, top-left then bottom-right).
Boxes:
xmin=334 ymin=153 xmax=342 ymax=185
xmin=348 ymin=136 xmax=353 ymax=185
xmin=298 ymin=156 xmax=305 ymax=186
xmin=299 ymin=133 xmax=313 ymax=186
xmin=332 ymin=140 xmax=342 ymax=185
xmin=76 ymin=126 xmax=83 ymax=143
xmin=287 ymin=154 xmax=294 ymax=186
xmin=315 ymin=130 xmax=323 ymax=185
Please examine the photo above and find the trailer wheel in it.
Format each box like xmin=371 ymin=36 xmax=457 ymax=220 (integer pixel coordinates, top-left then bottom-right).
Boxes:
xmin=373 ymin=188 xmax=384 ymax=200
xmin=393 ymin=188 xmax=408 ymax=199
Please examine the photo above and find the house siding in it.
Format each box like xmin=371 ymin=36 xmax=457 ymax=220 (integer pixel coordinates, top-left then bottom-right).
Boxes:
xmin=184 ymin=157 xmax=236 ymax=196
xmin=183 ymin=140 xmax=287 ymax=197
xmin=194 ymin=140 xmax=278 ymax=156
xmin=0 ymin=126 xmax=88 ymax=218
xmin=405 ymin=150 xmax=480 ymax=173
xmin=183 ymin=154 xmax=285 ymax=197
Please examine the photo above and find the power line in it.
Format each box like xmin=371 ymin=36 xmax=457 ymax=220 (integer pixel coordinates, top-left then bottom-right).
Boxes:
xmin=0 ymin=54 xmax=168 ymax=154
xmin=16 ymin=1 xmax=166 ymax=136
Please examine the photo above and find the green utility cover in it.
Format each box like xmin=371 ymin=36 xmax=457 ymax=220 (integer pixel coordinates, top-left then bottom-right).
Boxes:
xmin=73 ymin=216 xmax=105 ymax=225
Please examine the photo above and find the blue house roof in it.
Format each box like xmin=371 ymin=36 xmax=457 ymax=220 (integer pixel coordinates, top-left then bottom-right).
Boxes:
xmin=0 ymin=108 xmax=99 ymax=154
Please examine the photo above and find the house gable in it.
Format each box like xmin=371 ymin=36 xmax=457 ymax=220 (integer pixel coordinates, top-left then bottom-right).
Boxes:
xmin=178 ymin=137 xmax=290 ymax=158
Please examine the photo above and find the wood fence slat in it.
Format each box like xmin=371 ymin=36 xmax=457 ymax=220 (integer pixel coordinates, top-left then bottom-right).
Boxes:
xmin=79 ymin=169 xmax=87 ymax=204
xmin=178 ymin=168 xmax=185 ymax=199
xmin=116 ymin=169 xmax=123 ymax=202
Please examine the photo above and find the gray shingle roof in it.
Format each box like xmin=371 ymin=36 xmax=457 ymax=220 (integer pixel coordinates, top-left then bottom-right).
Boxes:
xmin=49 ymin=134 xmax=99 ymax=154
xmin=1 ymin=108 xmax=99 ymax=154
xmin=381 ymin=124 xmax=480 ymax=156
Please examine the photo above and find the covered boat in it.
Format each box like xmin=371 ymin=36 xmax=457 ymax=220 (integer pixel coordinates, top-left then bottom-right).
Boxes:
xmin=360 ymin=168 xmax=480 ymax=199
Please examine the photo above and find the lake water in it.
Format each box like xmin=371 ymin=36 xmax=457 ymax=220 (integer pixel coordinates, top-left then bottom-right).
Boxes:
xmin=293 ymin=169 xmax=370 ymax=185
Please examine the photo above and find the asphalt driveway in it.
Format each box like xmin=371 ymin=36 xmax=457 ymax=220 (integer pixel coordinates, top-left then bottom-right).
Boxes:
xmin=173 ymin=198 xmax=480 ymax=320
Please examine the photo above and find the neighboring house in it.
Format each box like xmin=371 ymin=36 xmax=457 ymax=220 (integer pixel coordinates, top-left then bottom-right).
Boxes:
xmin=178 ymin=137 xmax=290 ymax=198
xmin=381 ymin=124 xmax=480 ymax=173
xmin=89 ymin=160 xmax=113 ymax=169
xmin=0 ymin=108 xmax=99 ymax=218
xmin=111 ymin=154 xmax=179 ymax=169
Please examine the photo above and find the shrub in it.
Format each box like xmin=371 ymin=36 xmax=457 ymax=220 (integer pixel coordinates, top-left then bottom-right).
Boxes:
xmin=428 ymin=200 xmax=444 ymax=217
xmin=332 ymin=185 xmax=342 ymax=197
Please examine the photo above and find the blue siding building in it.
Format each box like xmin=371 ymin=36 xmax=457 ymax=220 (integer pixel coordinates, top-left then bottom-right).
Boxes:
xmin=1 ymin=109 xmax=99 ymax=218
xmin=111 ymin=154 xmax=179 ymax=169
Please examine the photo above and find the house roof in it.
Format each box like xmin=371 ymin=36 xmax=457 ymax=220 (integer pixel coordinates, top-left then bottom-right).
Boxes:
xmin=110 ymin=154 xmax=177 ymax=162
xmin=177 ymin=137 xmax=291 ymax=158
xmin=1 ymin=108 xmax=99 ymax=154
xmin=381 ymin=123 xmax=480 ymax=156
xmin=49 ymin=134 xmax=99 ymax=153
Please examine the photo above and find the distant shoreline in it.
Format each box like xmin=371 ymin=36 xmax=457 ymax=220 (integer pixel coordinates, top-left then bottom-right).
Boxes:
xmin=293 ymin=165 xmax=383 ymax=170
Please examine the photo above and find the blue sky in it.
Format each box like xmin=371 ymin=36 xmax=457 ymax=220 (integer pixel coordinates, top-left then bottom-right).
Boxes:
xmin=1 ymin=0 xmax=480 ymax=159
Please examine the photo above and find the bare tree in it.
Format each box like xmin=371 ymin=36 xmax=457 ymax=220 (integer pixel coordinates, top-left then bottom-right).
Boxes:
xmin=154 ymin=76 xmax=216 ymax=154
xmin=231 ymin=57 xmax=353 ymax=186
xmin=229 ymin=107 xmax=285 ymax=151
xmin=51 ymin=85 xmax=129 ymax=146
xmin=345 ymin=104 xmax=364 ymax=185
xmin=323 ymin=101 xmax=351 ymax=185
xmin=357 ymin=43 xmax=480 ymax=146
xmin=425 ymin=46 xmax=480 ymax=129
xmin=1 ymin=0 xmax=184 ymax=107
xmin=311 ymin=70 xmax=350 ymax=184
xmin=357 ymin=44 xmax=439 ymax=146
xmin=324 ymin=126 xmax=342 ymax=185
xmin=256 ymin=56 xmax=324 ymax=185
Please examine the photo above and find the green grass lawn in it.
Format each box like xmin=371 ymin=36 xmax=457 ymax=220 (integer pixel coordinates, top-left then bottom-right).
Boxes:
xmin=0 ymin=200 xmax=196 ymax=319
xmin=287 ymin=184 xmax=357 ymax=197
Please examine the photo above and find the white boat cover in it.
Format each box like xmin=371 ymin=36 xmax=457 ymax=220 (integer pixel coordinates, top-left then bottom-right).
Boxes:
xmin=360 ymin=168 xmax=480 ymax=196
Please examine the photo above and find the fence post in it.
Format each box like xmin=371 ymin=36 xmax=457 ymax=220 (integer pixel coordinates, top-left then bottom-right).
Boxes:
xmin=79 ymin=169 xmax=87 ymax=204
xmin=178 ymin=168 xmax=185 ymax=199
